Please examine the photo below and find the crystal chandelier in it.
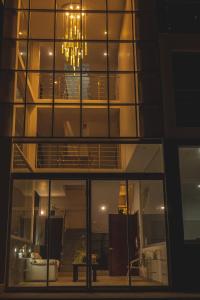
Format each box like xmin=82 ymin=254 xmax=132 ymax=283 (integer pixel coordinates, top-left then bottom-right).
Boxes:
xmin=62 ymin=2 xmax=87 ymax=70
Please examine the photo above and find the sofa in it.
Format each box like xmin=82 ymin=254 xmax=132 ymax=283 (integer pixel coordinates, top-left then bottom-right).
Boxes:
xmin=25 ymin=258 xmax=59 ymax=282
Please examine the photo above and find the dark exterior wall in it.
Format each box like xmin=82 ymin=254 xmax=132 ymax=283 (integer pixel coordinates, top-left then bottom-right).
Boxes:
xmin=158 ymin=0 xmax=200 ymax=291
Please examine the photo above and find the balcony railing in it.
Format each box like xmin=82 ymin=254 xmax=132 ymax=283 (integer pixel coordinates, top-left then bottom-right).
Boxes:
xmin=13 ymin=143 xmax=121 ymax=170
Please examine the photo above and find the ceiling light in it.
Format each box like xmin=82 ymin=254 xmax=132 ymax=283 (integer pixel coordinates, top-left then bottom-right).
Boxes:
xmin=103 ymin=52 xmax=108 ymax=56
xmin=100 ymin=205 xmax=107 ymax=211
xmin=20 ymin=52 xmax=24 ymax=56
xmin=40 ymin=210 xmax=45 ymax=216
xmin=54 ymin=81 xmax=58 ymax=84
xmin=18 ymin=31 xmax=23 ymax=36
xmin=104 ymin=31 xmax=108 ymax=35
xmin=48 ymin=51 xmax=53 ymax=56
xmin=198 ymin=184 xmax=200 ymax=188
xmin=160 ymin=206 xmax=165 ymax=211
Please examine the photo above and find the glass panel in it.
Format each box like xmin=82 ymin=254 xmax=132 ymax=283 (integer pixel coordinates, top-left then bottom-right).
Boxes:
xmin=82 ymin=0 xmax=106 ymax=10
xmin=13 ymin=105 xmax=25 ymax=136
xmin=26 ymin=72 xmax=53 ymax=102
xmin=110 ymin=105 xmax=137 ymax=137
xmin=108 ymin=0 xmax=133 ymax=11
xmin=8 ymin=180 xmax=49 ymax=287
xmin=29 ymin=12 xmax=55 ymax=39
xmin=28 ymin=41 xmax=54 ymax=71
xmin=48 ymin=180 xmax=87 ymax=286
xmin=91 ymin=180 xmax=129 ymax=286
xmin=108 ymin=13 xmax=133 ymax=40
xmin=12 ymin=143 xmax=163 ymax=173
xmin=53 ymin=106 xmax=81 ymax=137
xmin=128 ymin=180 xmax=168 ymax=286
xmin=82 ymin=42 xmax=107 ymax=71
xmin=109 ymin=73 xmax=136 ymax=103
xmin=55 ymin=42 xmax=81 ymax=71
xmin=24 ymin=105 xmax=53 ymax=137
xmin=30 ymin=0 xmax=55 ymax=9
xmin=82 ymin=106 xmax=108 ymax=137
xmin=56 ymin=13 xmax=107 ymax=41
xmin=179 ymin=147 xmax=200 ymax=241
xmin=109 ymin=42 xmax=134 ymax=71
xmin=82 ymin=73 xmax=108 ymax=101
xmin=15 ymin=71 xmax=26 ymax=103
xmin=54 ymin=73 xmax=81 ymax=101
xmin=5 ymin=0 xmax=29 ymax=9
xmin=18 ymin=11 xmax=29 ymax=39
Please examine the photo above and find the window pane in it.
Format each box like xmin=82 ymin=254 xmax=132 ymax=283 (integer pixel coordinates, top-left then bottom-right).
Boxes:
xmin=26 ymin=72 xmax=53 ymax=102
xmin=179 ymin=147 xmax=200 ymax=241
xmin=53 ymin=106 xmax=81 ymax=137
xmin=28 ymin=42 xmax=54 ymax=71
xmin=29 ymin=12 xmax=54 ymax=39
xmin=108 ymin=13 xmax=133 ymax=40
xmin=54 ymin=73 xmax=81 ymax=100
xmin=109 ymin=42 xmax=134 ymax=71
xmin=30 ymin=0 xmax=55 ymax=9
xmin=91 ymin=180 xmax=129 ymax=286
xmin=109 ymin=73 xmax=136 ymax=103
xmin=82 ymin=0 xmax=106 ymax=10
xmin=55 ymin=42 xmax=81 ymax=71
xmin=48 ymin=180 xmax=87 ymax=286
xmin=82 ymin=106 xmax=108 ymax=137
xmin=108 ymin=0 xmax=133 ymax=11
xmin=82 ymin=73 xmax=108 ymax=101
xmin=12 ymin=143 xmax=163 ymax=173
xmin=110 ymin=105 xmax=137 ymax=137
xmin=82 ymin=42 xmax=107 ymax=71
xmin=128 ymin=180 xmax=168 ymax=286
xmin=8 ymin=180 xmax=49 ymax=287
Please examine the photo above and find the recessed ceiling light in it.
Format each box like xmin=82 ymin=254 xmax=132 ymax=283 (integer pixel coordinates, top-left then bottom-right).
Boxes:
xmin=100 ymin=205 xmax=106 ymax=211
xmin=20 ymin=52 xmax=24 ymax=56
xmin=48 ymin=51 xmax=53 ymax=56
xmin=197 ymin=184 xmax=200 ymax=188
xmin=18 ymin=31 xmax=23 ymax=36
xmin=160 ymin=206 xmax=165 ymax=211
xmin=40 ymin=210 xmax=45 ymax=216
xmin=104 ymin=31 xmax=108 ymax=35
xmin=103 ymin=52 xmax=108 ymax=56
xmin=54 ymin=81 xmax=58 ymax=84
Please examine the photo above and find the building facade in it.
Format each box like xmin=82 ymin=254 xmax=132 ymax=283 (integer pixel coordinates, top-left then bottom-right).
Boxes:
xmin=0 ymin=0 xmax=200 ymax=294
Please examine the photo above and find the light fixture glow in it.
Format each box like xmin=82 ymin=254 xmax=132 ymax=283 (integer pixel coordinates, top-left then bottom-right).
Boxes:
xmin=48 ymin=51 xmax=53 ymax=56
xmin=160 ymin=206 xmax=165 ymax=211
xmin=100 ymin=205 xmax=107 ymax=211
xmin=103 ymin=52 xmax=108 ymax=56
xmin=40 ymin=210 xmax=45 ymax=216
xmin=62 ymin=3 xmax=87 ymax=70
xmin=18 ymin=31 xmax=23 ymax=36
xmin=198 ymin=184 xmax=200 ymax=188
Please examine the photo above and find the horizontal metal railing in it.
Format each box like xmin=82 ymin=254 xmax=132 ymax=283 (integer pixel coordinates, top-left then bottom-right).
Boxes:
xmin=37 ymin=144 xmax=121 ymax=169
xmin=13 ymin=143 xmax=121 ymax=170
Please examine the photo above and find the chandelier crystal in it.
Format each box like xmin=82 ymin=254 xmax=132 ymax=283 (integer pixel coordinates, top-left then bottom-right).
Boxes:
xmin=62 ymin=2 xmax=87 ymax=70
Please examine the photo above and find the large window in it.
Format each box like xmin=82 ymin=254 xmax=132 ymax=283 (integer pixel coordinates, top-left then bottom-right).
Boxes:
xmin=179 ymin=147 xmax=200 ymax=241
xmin=8 ymin=178 xmax=168 ymax=288
xmin=1 ymin=0 xmax=162 ymax=138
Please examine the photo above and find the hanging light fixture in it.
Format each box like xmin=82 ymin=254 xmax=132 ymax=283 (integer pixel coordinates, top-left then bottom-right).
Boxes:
xmin=62 ymin=2 xmax=87 ymax=70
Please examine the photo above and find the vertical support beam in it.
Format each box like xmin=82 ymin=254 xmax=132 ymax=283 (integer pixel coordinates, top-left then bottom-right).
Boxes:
xmin=163 ymin=139 xmax=184 ymax=290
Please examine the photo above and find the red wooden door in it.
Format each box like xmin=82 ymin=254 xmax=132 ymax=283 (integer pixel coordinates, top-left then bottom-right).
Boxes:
xmin=109 ymin=214 xmax=128 ymax=276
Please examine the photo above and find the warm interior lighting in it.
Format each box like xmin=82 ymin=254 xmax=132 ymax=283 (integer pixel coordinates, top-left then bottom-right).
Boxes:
xmin=62 ymin=2 xmax=87 ymax=70
xmin=100 ymin=205 xmax=107 ymax=211
xmin=48 ymin=51 xmax=53 ymax=56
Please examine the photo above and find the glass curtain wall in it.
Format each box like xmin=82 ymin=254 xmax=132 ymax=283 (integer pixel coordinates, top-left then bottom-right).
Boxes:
xmin=8 ymin=179 xmax=168 ymax=288
xmin=2 ymin=0 xmax=162 ymax=139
